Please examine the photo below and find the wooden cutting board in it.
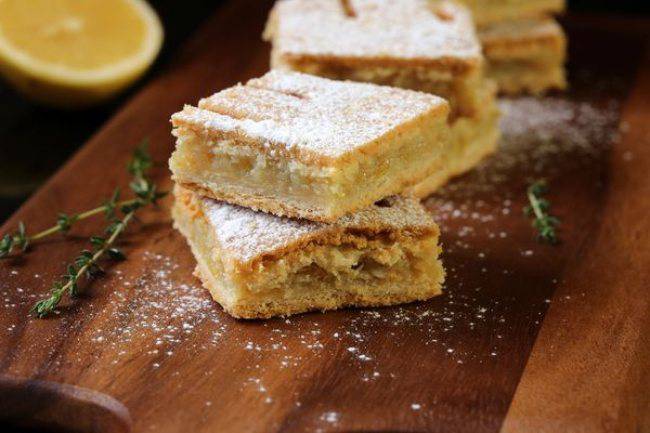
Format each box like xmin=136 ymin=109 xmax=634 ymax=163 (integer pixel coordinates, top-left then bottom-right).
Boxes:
xmin=1 ymin=2 xmax=649 ymax=432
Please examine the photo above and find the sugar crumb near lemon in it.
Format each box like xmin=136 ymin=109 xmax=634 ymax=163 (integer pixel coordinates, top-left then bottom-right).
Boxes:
xmin=0 ymin=0 xmax=163 ymax=107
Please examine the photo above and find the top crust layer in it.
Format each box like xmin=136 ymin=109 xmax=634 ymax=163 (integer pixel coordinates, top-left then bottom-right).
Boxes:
xmin=171 ymin=70 xmax=448 ymax=165
xmin=177 ymin=187 xmax=438 ymax=268
xmin=264 ymin=0 xmax=482 ymax=72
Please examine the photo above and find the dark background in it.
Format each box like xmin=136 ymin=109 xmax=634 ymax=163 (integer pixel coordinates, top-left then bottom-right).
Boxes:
xmin=573 ymin=0 xmax=649 ymax=13
xmin=0 ymin=0 xmax=649 ymax=223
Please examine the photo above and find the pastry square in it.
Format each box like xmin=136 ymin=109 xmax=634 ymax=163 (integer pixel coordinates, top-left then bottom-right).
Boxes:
xmin=170 ymin=70 xmax=450 ymax=222
xmin=479 ymin=18 xmax=567 ymax=95
xmin=172 ymin=186 xmax=445 ymax=319
xmin=264 ymin=0 xmax=484 ymax=118
xmin=458 ymin=0 xmax=565 ymax=27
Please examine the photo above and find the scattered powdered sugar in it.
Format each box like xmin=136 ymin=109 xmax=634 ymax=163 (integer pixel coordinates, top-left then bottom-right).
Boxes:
xmin=433 ymin=96 xmax=620 ymax=198
xmin=86 ymin=252 xmax=229 ymax=365
xmin=500 ymin=97 xmax=618 ymax=157
xmin=321 ymin=411 xmax=340 ymax=423
xmin=0 ymin=252 xmax=229 ymax=373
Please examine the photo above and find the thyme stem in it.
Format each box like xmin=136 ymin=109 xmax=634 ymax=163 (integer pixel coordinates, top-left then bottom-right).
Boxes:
xmin=28 ymin=199 xmax=139 ymax=242
xmin=525 ymin=180 xmax=560 ymax=244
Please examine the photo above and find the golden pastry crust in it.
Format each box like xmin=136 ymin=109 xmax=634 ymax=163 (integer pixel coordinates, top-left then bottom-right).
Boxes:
xmin=174 ymin=186 xmax=439 ymax=268
xmin=406 ymin=86 xmax=501 ymax=197
xmin=175 ymin=180 xmax=331 ymax=224
xmin=263 ymin=2 xmax=502 ymax=195
xmin=173 ymin=186 xmax=445 ymax=319
xmin=194 ymin=262 xmax=443 ymax=320
xmin=487 ymin=63 xmax=566 ymax=95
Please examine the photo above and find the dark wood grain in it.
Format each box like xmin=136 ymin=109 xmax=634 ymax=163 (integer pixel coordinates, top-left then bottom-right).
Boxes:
xmin=0 ymin=2 xmax=648 ymax=432
xmin=501 ymin=42 xmax=650 ymax=433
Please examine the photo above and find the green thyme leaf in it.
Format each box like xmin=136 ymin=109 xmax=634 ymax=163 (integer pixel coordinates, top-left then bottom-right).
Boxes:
xmin=525 ymin=180 xmax=560 ymax=245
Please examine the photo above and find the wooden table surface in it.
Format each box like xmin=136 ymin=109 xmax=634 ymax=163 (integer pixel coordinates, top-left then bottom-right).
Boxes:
xmin=0 ymin=2 xmax=649 ymax=432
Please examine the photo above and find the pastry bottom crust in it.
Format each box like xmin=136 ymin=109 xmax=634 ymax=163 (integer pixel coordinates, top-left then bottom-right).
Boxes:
xmin=194 ymin=262 xmax=443 ymax=320
xmin=176 ymin=180 xmax=330 ymax=223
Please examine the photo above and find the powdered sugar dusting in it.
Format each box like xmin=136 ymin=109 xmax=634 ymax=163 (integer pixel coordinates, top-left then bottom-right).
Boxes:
xmin=431 ymin=96 xmax=619 ymax=198
xmin=204 ymin=198 xmax=321 ymax=264
xmin=172 ymin=70 xmax=447 ymax=160
xmin=202 ymin=194 xmax=436 ymax=264
xmin=268 ymin=0 xmax=480 ymax=63
xmin=78 ymin=252 xmax=229 ymax=372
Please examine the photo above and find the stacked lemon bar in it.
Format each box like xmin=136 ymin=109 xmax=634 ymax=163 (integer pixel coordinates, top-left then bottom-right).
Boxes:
xmin=170 ymin=71 xmax=449 ymax=318
xmin=460 ymin=0 xmax=568 ymax=94
xmin=263 ymin=0 xmax=501 ymax=198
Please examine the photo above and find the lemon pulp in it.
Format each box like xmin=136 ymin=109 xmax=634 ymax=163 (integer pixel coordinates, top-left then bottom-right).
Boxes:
xmin=0 ymin=0 xmax=163 ymax=107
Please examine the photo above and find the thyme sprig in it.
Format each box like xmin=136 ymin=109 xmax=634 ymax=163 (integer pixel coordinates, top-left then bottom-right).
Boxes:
xmin=524 ymin=180 xmax=560 ymax=244
xmin=0 ymin=222 xmax=29 ymax=257
xmin=0 ymin=141 xmax=163 ymax=259
xmin=27 ymin=142 xmax=166 ymax=318
xmin=0 ymin=193 xmax=142 ymax=258
xmin=31 ymin=211 xmax=133 ymax=318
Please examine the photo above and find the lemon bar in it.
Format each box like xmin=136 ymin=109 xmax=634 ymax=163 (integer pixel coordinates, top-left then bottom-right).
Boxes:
xmin=479 ymin=18 xmax=567 ymax=95
xmin=172 ymin=187 xmax=445 ymax=319
xmin=170 ymin=70 xmax=450 ymax=222
xmin=458 ymin=0 xmax=565 ymax=27
xmin=264 ymin=0 xmax=484 ymax=118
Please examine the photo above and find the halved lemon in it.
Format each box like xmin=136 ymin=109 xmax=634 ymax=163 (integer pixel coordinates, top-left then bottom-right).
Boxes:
xmin=0 ymin=0 xmax=163 ymax=107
